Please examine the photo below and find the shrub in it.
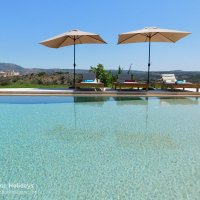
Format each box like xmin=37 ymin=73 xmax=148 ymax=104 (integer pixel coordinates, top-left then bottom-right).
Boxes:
xmin=38 ymin=72 xmax=46 ymax=77
xmin=0 ymin=81 xmax=10 ymax=86
xmin=90 ymin=64 xmax=116 ymax=87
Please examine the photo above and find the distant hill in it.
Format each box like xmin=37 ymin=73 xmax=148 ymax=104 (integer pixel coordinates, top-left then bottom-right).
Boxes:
xmin=0 ymin=63 xmax=90 ymax=74
xmin=0 ymin=63 xmax=25 ymax=73
xmin=0 ymin=62 xmax=200 ymax=82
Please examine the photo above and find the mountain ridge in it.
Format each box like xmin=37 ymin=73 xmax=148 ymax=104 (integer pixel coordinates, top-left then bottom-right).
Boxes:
xmin=1 ymin=62 xmax=199 ymax=73
xmin=1 ymin=63 xmax=200 ymax=82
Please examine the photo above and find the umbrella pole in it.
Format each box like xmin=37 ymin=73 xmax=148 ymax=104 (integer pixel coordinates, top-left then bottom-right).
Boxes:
xmin=147 ymin=37 xmax=151 ymax=87
xmin=73 ymin=39 xmax=76 ymax=88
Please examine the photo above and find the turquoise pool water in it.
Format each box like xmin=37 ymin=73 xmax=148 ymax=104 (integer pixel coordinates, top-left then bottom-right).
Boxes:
xmin=0 ymin=96 xmax=200 ymax=199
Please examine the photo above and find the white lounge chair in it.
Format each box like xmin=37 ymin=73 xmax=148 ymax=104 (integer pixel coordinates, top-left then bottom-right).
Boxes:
xmin=161 ymin=74 xmax=200 ymax=92
xmin=161 ymin=74 xmax=177 ymax=84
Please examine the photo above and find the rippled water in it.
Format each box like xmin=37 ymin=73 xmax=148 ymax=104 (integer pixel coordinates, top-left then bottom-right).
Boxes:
xmin=0 ymin=96 xmax=200 ymax=199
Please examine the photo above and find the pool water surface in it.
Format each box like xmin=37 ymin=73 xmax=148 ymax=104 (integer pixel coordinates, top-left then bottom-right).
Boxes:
xmin=0 ymin=96 xmax=200 ymax=199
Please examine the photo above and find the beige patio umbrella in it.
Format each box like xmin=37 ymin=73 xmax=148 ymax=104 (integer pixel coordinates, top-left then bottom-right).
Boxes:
xmin=40 ymin=29 xmax=107 ymax=88
xmin=118 ymin=27 xmax=191 ymax=86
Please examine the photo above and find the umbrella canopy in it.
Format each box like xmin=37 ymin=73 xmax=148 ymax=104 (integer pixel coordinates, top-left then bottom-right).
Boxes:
xmin=118 ymin=27 xmax=191 ymax=86
xmin=40 ymin=29 xmax=107 ymax=87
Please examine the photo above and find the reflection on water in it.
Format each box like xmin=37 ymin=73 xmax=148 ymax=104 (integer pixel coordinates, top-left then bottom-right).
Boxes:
xmin=0 ymin=96 xmax=74 ymax=104
xmin=112 ymin=97 xmax=148 ymax=106
xmin=116 ymin=132 xmax=177 ymax=149
xmin=159 ymin=97 xmax=199 ymax=106
xmin=74 ymin=96 xmax=149 ymax=107
xmin=46 ymin=125 xmax=104 ymax=142
xmin=0 ymin=96 xmax=148 ymax=105
xmin=112 ymin=97 xmax=143 ymax=101
xmin=0 ymin=96 xmax=199 ymax=106
xmin=74 ymin=96 xmax=110 ymax=107
xmin=74 ymin=96 xmax=148 ymax=106
xmin=74 ymin=96 xmax=110 ymax=103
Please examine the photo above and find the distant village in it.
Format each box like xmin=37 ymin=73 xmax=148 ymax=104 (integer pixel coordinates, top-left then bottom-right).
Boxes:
xmin=0 ymin=70 xmax=20 ymax=77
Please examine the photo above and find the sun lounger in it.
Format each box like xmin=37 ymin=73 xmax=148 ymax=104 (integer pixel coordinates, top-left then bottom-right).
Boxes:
xmin=75 ymin=73 xmax=104 ymax=91
xmin=113 ymin=74 xmax=148 ymax=90
xmin=161 ymin=74 xmax=177 ymax=84
xmin=160 ymin=74 xmax=200 ymax=92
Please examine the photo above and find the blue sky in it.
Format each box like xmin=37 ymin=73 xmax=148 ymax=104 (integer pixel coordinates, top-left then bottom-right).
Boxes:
xmin=0 ymin=0 xmax=199 ymax=71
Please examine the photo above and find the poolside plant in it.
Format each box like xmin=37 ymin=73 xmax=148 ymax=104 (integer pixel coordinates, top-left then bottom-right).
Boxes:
xmin=90 ymin=64 xmax=117 ymax=86
xmin=118 ymin=65 xmax=123 ymax=74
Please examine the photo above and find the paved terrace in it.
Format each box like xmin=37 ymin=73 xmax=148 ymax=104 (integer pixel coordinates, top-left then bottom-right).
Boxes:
xmin=0 ymin=88 xmax=200 ymax=97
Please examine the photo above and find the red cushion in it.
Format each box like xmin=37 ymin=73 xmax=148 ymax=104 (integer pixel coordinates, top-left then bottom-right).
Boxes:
xmin=125 ymin=80 xmax=135 ymax=82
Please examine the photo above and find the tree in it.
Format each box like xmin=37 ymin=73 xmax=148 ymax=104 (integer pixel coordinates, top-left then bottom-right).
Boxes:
xmin=127 ymin=64 xmax=132 ymax=74
xmin=90 ymin=64 xmax=114 ymax=86
xmin=38 ymin=72 xmax=46 ymax=77
xmin=90 ymin=64 xmax=105 ymax=79
xmin=117 ymin=65 xmax=123 ymax=74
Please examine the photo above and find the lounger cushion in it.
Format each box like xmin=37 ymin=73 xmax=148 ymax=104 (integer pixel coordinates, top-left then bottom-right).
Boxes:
xmin=84 ymin=80 xmax=94 ymax=82
xmin=124 ymin=80 xmax=135 ymax=82
xmin=176 ymin=80 xmax=186 ymax=84
xmin=164 ymin=80 xmax=176 ymax=83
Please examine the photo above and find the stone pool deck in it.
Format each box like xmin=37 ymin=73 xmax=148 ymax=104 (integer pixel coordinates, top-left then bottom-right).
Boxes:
xmin=0 ymin=88 xmax=200 ymax=97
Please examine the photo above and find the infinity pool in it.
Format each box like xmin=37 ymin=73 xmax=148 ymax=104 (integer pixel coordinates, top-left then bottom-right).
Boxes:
xmin=0 ymin=96 xmax=200 ymax=199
